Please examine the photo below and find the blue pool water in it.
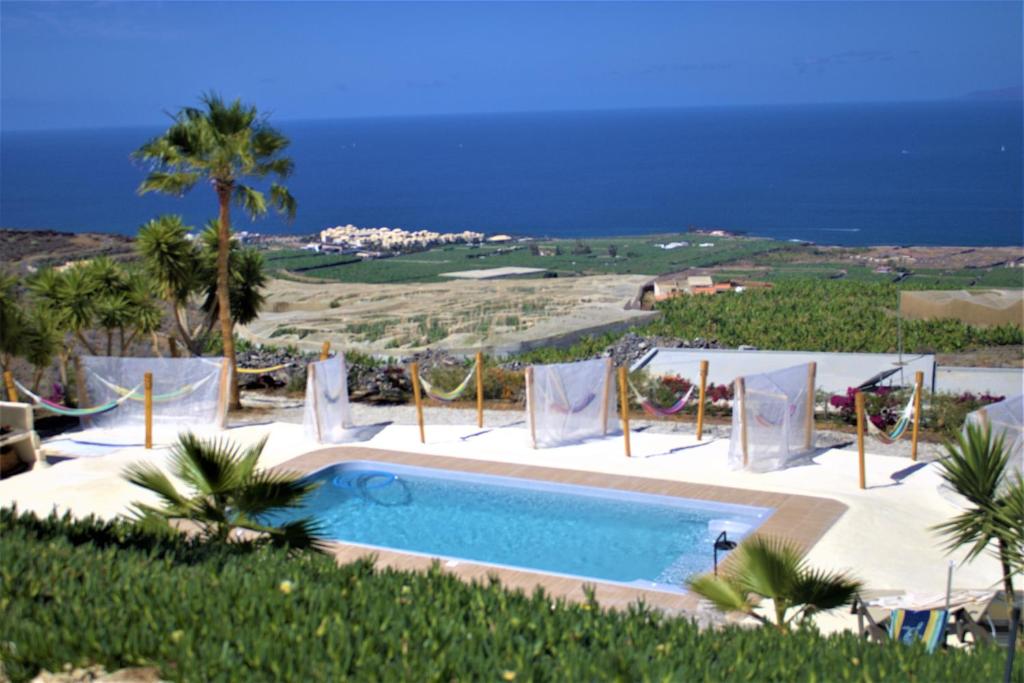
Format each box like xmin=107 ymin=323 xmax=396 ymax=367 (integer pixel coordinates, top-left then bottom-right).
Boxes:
xmin=271 ymin=461 xmax=773 ymax=590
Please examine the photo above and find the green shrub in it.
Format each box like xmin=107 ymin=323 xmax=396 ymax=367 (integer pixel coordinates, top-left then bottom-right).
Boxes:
xmin=1 ymin=508 xmax=1015 ymax=682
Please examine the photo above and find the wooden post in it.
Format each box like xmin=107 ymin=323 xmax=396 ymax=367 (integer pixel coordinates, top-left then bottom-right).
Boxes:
xmin=168 ymin=336 xmax=180 ymax=358
xmin=216 ymin=358 xmax=230 ymax=429
xmin=3 ymin=371 xmax=17 ymax=402
xmin=410 ymin=362 xmax=425 ymax=444
xmin=696 ymin=360 xmax=708 ymax=441
xmin=526 ymin=367 xmax=537 ymax=448
xmin=320 ymin=340 xmax=331 ymax=361
xmin=308 ymin=364 xmax=322 ymax=442
xmin=600 ymin=357 xmax=612 ymax=434
xmin=144 ymin=372 xmax=153 ymax=449
xmin=737 ymin=377 xmax=749 ymax=467
xmin=618 ymin=366 xmax=631 ymax=458
xmin=855 ymin=391 xmax=866 ymax=490
xmin=911 ymin=370 xmax=923 ymax=461
xmin=74 ymin=357 xmax=90 ymax=427
xmin=475 ymin=351 xmax=484 ymax=428
xmin=805 ymin=362 xmax=817 ymax=449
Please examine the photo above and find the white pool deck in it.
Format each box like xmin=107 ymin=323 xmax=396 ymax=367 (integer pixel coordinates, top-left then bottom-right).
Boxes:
xmin=0 ymin=421 xmax=1000 ymax=633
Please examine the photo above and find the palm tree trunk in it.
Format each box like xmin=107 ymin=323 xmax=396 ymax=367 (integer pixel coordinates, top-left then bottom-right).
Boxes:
xmin=172 ymin=304 xmax=202 ymax=356
xmin=57 ymin=350 xmax=69 ymax=394
xmin=75 ymin=331 xmax=98 ymax=356
xmin=216 ymin=183 xmax=240 ymax=410
xmin=31 ymin=367 xmax=44 ymax=394
xmin=105 ymin=329 xmax=112 ymax=356
xmin=151 ymin=332 xmax=162 ymax=357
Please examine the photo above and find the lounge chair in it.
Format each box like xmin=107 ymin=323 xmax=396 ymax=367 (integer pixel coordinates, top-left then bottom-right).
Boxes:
xmin=851 ymin=591 xmax=996 ymax=649
xmin=0 ymin=401 xmax=41 ymax=477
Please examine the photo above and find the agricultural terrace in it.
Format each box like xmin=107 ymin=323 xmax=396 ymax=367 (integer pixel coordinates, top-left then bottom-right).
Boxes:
xmin=261 ymin=235 xmax=1024 ymax=288
xmin=262 ymin=236 xmax=790 ymax=283
xmin=519 ymin=281 xmax=1024 ymax=365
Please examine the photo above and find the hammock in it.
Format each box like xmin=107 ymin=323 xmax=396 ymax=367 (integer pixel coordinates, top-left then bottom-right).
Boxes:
xmin=550 ymin=392 xmax=597 ymax=415
xmin=865 ymin=389 xmax=916 ymax=444
xmin=754 ymin=403 xmax=798 ymax=428
xmin=91 ymin=371 xmax=218 ymax=404
xmin=14 ymin=379 xmax=137 ymax=417
xmin=418 ymin=366 xmax=476 ymax=403
xmin=629 ymin=381 xmax=695 ymax=418
xmin=236 ymin=363 xmax=292 ymax=375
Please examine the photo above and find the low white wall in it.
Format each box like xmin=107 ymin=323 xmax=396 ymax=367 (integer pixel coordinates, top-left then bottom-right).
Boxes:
xmin=633 ymin=348 xmax=936 ymax=393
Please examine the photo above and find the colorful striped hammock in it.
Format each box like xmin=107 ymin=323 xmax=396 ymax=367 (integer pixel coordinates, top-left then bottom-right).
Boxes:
xmin=91 ymin=371 xmax=218 ymax=404
xmin=418 ymin=366 xmax=476 ymax=403
xmin=865 ymin=390 xmax=916 ymax=444
xmin=14 ymin=379 xmax=137 ymax=417
xmin=629 ymin=381 xmax=695 ymax=418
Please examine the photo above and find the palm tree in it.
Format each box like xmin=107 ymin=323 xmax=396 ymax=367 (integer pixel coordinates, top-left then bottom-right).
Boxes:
xmin=124 ymin=432 xmax=324 ymax=551
xmin=22 ymin=306 xmax=63 ymax=393
xmin=933 ymin=422 xmax=1021 ymax=633
xmin=198 ymin=222 xmax=268 ymax=334
xmin=137 ymin=215 xmax=212 ymax=355
xmin=687 ymin=536 xmax=862 ymax=630
xmin=134 ymin=93 xmax=296 ymax=409
xmin=0 ymin=270 xmax=26 ymax=373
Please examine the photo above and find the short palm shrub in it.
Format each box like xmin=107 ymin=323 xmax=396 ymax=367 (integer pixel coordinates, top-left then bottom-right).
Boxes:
xmin=687 ymin=536 xmax=862 ymax=630
xmin=123 ymin=432 xmax=324 ymax=550
xmin=933 ymin=423 xmax=1022 ymax=647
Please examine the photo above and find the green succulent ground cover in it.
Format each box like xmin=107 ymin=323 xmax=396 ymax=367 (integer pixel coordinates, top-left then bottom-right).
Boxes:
xmin=2 ymin=509 xmax=1017 ymax=682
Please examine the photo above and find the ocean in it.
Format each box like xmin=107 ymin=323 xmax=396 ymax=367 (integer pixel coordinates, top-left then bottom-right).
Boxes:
xmin=1 ymin=102 xmax=1021 ymax=246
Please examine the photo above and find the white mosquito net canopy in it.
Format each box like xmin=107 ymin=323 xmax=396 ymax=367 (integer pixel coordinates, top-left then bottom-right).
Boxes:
xmin=81 ymin=356 xmax=227 ymax=445
xmin=729 ymin=362 xmax=815 ymax=472
xmin=964 ymin=394 xmax=1023 ymax=481
xmin=303 ymin=354 xmax=354 ymax=443
xmin=527 ymin=357 xmax=616 ymax=448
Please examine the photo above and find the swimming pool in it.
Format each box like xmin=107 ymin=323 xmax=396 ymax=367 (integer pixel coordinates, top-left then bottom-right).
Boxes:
xmin=271 ymin=461 xmax=773 ymax=591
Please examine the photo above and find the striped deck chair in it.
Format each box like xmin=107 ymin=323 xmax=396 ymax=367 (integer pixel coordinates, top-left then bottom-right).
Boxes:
xmin=888 ymin=609 xmax=949 ymax=653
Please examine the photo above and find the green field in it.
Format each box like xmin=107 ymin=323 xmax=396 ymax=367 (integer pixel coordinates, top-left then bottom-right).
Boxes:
xmin=262 ymin=235 xmax=1024 ymax=288
xmin=263 ymin=235 xmax=793 ymax=283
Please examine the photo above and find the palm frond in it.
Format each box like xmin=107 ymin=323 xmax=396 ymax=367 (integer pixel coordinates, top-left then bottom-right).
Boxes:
xmin=231 ymin=469 xmax=319 ymax=516
xmin=168 ymin=432 xmax=244 ymax=495
xmin=790 ymin=567 xmax=862 ymax=616
xmin=733 ymin=536 xmax=803 ymax=600
xmin=123 ymin=462 xmax=192 ymax=513
xmin=269 ymin=182 xmax=297 ymax=221
xmin=686 ymin=574 xmax=755 ymax=616
xmin=234 ymin=184 xmax=268 ymax=218
xmin=138 ymin=171 xmax=202 ymax=197
xmin=250 ymin=517 xmax=328 ymax=553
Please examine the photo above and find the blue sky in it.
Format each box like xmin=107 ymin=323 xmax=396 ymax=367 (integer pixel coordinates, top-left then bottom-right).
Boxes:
xmin=1 ymin=1 xmax=1021 ymax=131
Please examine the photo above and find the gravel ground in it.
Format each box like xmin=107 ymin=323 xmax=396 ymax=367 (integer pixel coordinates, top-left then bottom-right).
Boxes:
xmin=237 ymin=392 xmax=947 ymax=462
